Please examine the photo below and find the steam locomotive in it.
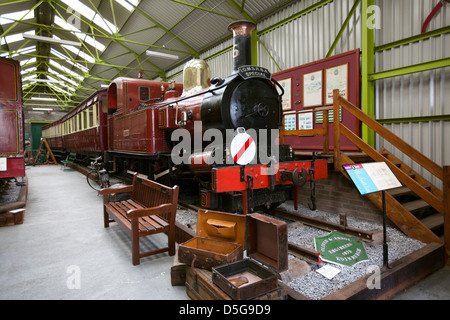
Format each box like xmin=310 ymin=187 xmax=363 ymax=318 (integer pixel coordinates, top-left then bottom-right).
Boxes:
xmin=44 ymin=21 xmax=327 ymax=214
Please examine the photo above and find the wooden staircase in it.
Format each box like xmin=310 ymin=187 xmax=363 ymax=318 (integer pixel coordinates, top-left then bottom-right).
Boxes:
xmin=342 ymin=150 xmax=443 ymax=244
xmin=281 ymin=90 xmax=448 ymax=247
xmin=331 ymin=89 xmax=447 ymax=245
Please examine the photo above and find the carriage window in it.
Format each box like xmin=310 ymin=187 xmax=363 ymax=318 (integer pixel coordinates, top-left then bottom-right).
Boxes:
xmin=102 ymin=95 xmax=108 ymax=113
xmin=139 ymin=86 xmax=150 ymax=101
xmin=94 ymin=105 xmax=99 ymax=127
xmin=89 ymin=107 xmax=94 ymax=127
xmin=83 ymin=110 xmax=88 ymax=129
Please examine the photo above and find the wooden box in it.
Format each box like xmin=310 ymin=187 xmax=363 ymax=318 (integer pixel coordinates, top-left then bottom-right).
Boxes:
xmin=178 ymin=210 xmax=246 ymax=270
xmin=186 ymin=267 xmax=287 ymax=300
xmin=212 ymin=213 xmax=288 ymax=300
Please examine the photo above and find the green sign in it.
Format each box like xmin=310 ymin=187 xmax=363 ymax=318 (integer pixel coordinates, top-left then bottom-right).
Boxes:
xmin=314 ymin=232 xmax=369 ymax=267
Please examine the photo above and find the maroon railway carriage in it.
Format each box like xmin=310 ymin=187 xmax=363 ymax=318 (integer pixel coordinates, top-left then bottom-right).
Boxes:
xmin=44 ymin=79 xmax=184 ymax=164
xmin=0 ymin=57 xmax=25 ymax=180
xmin=43 ymin=89 xmax=109 ymax=158
xmin=107 ymin=77 xmax=183 ymax=157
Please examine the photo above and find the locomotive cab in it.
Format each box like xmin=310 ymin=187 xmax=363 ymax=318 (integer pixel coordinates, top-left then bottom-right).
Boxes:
xmin=107 ymin=78 xmax=183 ymax=115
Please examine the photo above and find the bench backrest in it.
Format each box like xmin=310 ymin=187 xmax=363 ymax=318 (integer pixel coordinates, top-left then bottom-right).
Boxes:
xmin=131 ymin=175 xmax=179 ymax=222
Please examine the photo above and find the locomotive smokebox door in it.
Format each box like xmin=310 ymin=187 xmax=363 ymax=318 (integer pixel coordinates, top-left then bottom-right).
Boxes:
xmin=178 ymin=210 xmax=246 ymax=270
xmin=211 ymin=213 xmax=288 ymax=300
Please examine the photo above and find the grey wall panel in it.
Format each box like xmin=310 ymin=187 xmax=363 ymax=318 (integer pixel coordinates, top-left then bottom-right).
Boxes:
xmin=257 ymin=0 xmax=362 ymax=72
xmin=375 ymin=0 xmax=450 ymax=187
xmin=162 ymin=0 xmax=449 ymax=188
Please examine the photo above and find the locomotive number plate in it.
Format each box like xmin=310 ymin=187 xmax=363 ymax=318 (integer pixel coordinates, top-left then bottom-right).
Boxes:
xmin=238 ymin=66 xmax=271 ymax=80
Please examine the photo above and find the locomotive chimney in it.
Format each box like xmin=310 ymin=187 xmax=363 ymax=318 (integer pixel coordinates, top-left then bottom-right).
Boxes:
xmin=228 ymin=20 xmax=256 ymax=72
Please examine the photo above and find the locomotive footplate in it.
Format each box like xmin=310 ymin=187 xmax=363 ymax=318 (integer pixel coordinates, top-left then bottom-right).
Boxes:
xmin=207 ymin=160 xmax=328 ymax=214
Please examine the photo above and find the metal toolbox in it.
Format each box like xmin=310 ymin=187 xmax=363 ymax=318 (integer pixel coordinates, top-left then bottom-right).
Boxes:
xmin=211 ymin=213 xmax=288 ymax=300
xmin=178 ymin=209 xmax=246 ymax=270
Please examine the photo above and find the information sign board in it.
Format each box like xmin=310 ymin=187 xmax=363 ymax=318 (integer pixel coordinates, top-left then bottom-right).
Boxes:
xmin=343 ymin=162 xmax=401 ymax=195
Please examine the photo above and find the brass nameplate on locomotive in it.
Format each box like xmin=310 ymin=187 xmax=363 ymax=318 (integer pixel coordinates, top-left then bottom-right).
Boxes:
xmin=238 ymin=66 xmax=271 ymax=80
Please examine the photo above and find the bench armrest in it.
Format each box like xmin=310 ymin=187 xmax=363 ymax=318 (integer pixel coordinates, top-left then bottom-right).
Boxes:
xmin=99 ymin=185 xmax=134 ymax=195
xmin=126 ymin=203 xmax=174 ymax=219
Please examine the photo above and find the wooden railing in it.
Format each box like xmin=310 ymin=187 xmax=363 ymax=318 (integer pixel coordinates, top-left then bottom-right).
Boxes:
xmin=280 ymin=89 xmax=449 ymax=261
xmin=332 ymin=89 xmax=444 ymax=214
xmin=332 ymin=89 xmax=448 ymax=255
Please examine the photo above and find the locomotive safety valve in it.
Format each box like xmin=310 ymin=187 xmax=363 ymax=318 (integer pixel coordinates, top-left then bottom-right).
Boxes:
xmin=280 ymin=167 xmax=308 ymax=187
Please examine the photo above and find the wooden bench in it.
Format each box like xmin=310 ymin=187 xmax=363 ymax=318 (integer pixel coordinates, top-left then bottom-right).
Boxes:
xmin=61 ymin=153 xmax=77 ymax=170
xmin=99 ymin=174 xmax=179 ymax=265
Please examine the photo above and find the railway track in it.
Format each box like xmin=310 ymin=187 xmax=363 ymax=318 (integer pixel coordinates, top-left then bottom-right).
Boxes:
xmin=177 ymin=201 xmax=374 ymax=265
xmin=69 ymin=160 xmax=373 ymax=265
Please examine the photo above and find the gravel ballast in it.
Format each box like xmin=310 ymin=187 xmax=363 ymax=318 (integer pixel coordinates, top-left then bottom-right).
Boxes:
xmin=176 ymin=202 xmax=427 ymax=300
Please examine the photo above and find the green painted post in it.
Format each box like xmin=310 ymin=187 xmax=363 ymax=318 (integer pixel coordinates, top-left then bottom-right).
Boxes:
xmin=251 ymin=29 xmax=258 ymax=66
xmin=361 ymin=0 xmax=375 ymax=147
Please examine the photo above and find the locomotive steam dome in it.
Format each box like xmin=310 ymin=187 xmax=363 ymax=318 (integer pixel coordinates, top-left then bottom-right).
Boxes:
xmin=182 ymin=59 xmax=211 ymax=96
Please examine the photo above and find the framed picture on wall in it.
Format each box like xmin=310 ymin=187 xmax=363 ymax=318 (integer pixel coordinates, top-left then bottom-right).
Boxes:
xmin=299 ymin=112 xmax=313 ymax=130
xmin=278 ymin=78 xmax=292 ymax=110
xmin=284 ymin=113 xmax=297 ymax=131
xmin=303 ymin=70 xmax=323 ymax=107
xmin=325 ymin=63 xmax=348 ymax=105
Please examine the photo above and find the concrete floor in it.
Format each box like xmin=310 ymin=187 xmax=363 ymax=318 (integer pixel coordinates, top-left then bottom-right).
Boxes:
xmin=0 ymin=165 xmax=189 ymax=300
xmin=0 ymin=165 xmax=449 ymax=300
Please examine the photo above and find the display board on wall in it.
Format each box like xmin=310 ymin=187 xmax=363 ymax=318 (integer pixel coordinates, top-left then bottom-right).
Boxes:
xmin=273 ymin=49 xmax=360 ymax=151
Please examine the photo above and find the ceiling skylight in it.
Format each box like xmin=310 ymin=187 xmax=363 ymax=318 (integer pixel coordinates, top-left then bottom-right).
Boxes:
xmin=115 ymin=0 xmax=139 ymax=12
xmin=19 ymin=56 xmax=36 ymax=66
xmin=49 ymin=59 xmax=84 ymax=81
xmin=54 ymin=16 xmax=106 ymax=52
xmin=0 ymin=9 xmax=34 ymax=25
xmin=61 ymin=0 xmax=119 ymax=34
xmin=62 ymin=44 xmax=96 ymax=63
xmin=51 ymin=48 xmax=89 ymax=73
xmin=21 ymin=66 xmax=36 ymax=75
xmin=48 ymin=82 xmax=72 ymax=96
xmin=0 ymin=46 xmax=35 ymax=58
xmin=48 ymin=67 xmax=80 ymax=88
xmin=1 ymin=30 xmax=35 ymax=46
xmin=22 ymin=74 xmax=37 ymax=82
xmin=51 ymin=35 xmax=96 ymax=63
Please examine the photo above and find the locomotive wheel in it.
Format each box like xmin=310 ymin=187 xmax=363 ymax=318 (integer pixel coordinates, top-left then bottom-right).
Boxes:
xmin=87 ymin=171 xmax=102 ymax=191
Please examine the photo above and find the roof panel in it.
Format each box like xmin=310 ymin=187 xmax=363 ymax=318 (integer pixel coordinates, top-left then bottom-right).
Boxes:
xmin=0 ymin=0 xmax=298 ymax=111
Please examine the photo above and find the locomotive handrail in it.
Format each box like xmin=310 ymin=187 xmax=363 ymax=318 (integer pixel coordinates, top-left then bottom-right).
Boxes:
xmin=146 ymin=74 xmax=240 ymax=110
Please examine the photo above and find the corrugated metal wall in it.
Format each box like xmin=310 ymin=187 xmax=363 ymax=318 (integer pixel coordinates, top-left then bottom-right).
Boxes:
xmin=166 ymin=0 xmax=449 ymax=187
xmin=169 ymin=0 xmax=363 ymax=81
xmin=375 ymin=0 xmax=450 ymax=188
xmin=257 ymin=0 xmax=362 ymax=71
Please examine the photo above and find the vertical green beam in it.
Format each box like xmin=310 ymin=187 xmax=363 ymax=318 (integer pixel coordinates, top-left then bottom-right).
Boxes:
xmin=251 ymin=29 xmax=258 ymax=65
xmin=361 ymin=0 xmax=375 ymax=147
